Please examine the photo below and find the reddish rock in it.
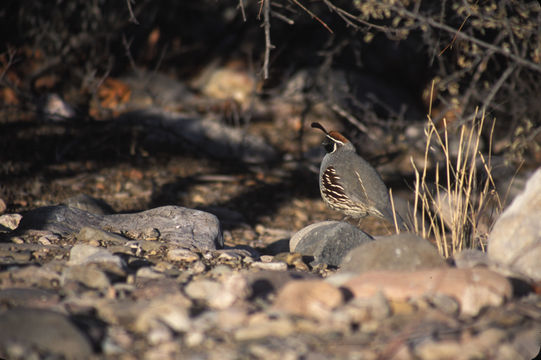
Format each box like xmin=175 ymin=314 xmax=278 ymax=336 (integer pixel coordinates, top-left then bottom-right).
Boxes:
xmin=344 ymin=268 xmax=512 ymax=316
xmin=273 ymin=279 xmax=344 ymax=319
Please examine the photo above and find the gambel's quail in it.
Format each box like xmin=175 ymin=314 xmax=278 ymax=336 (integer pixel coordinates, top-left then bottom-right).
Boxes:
xmin=311 ymin=122 xmax=406 ymax=230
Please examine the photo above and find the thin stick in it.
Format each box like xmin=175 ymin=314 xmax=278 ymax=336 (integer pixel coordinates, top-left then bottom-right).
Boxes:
xmin=411 ymin=158 xmax=420 ymax=234
xmin=428 ymin=80 xmax=435 ymax=117
xmin=238 ymin=0 xmax=247 ymax=22
xmin=392 ymin=5 xmax=541 ymax=73
xmin=421 ymin=122 xmax=434 ymax=239
xmin=389 ymin=188 xmax=400 ymax=234
xmin=126 ymin=0 xmax=139 ymax=24
xmin=439 ymin=14 xmax=470 ymax=56
xmin=271 ymin=11 xmax=295 ymax=25
xmin=122 ymin=34 xmax=139 ymax=74
xmin=290 ymin=0 xmax=333 ymax=34
xmin=482 ymin=65 xmax=516 ymax=112
xmin=262 ymin=0 xmax=273 ymax=79
xmin=0 ymin=48 xmax=16 ymax=82
xmin=323 ymin=0 xmax=393 ymax=33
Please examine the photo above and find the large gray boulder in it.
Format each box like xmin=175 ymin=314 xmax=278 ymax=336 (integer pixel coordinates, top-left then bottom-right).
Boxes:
xmin=18 ymin=205 xmax=223 ymax=251
xmin=340 ymin=233 xmax=446 ymax=273
xmin=488 ymin=168 xmax=541 ymax=281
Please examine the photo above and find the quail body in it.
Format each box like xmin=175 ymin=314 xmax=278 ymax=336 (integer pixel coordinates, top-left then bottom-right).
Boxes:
xmin=312 ymin=122 xmax=405 ymax=229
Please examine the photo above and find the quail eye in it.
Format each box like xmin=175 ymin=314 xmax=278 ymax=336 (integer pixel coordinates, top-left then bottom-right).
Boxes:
xmin=322 ymin=139 xmax=335 ymax=153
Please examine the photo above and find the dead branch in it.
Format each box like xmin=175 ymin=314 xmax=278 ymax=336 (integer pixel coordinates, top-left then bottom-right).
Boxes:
xmin=122 ymin=34 xmax=140 ymax=75
xmin=238 ymin=0 xmax=247 ymax=22
xmin=482 ymin=64 xmax=517 ymax=113
xmin=322 ymin=0 xmax=395 ymax=34
xmin=391 ymin=5 xmax=541 ymax=74
xmin=290 ymin=0 xmax=333 ymax=34
xmin=262 ymin=0 xmax=273 ymax=80
xmin=126 ymin=0 xmax=139 ymax=24
xmin=0 ymin=48 xmax=17 ymax=84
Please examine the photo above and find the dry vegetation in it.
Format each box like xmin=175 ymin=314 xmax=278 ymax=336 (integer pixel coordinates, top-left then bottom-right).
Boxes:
xmin=412 ymin=106 xmax=501 ymax=257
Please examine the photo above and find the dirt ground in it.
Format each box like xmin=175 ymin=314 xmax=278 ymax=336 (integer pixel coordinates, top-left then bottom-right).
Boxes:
xmin=1 ymin=89 xmax=404 ymax=254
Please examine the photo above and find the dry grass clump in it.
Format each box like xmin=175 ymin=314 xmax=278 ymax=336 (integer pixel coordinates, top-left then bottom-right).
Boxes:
xmin=411 ymin=95 xmax=503 ymax=257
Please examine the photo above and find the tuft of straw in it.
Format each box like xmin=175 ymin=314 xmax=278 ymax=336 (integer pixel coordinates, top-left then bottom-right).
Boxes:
xmin=411 ymin=84 xmax=502 ymax=257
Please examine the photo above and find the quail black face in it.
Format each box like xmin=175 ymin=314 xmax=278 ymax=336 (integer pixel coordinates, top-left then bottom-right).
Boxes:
xmin=322 ymin=137 xmax=336 ymax=153
xmin=311 ymin=122 xmax=349 ymax=154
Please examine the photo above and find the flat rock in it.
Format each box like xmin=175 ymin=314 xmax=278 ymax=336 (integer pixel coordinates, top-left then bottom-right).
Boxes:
xmin=488 ymin=168 xmax=541 ymax=281
xmin=250 ymin=261 xmax=288 ymax=271
xmin=0 ymin=308 xmax=93 ymax=358
xmin=133 ymin=278 xmax=183 ymax=300
xmin=184 ymin=275 xmax=246 ymax=310
xmin=344 ymin=267 xmax=512 ymax=316
xmin=234 ymin=317 xmax=294 ymax=341
xmin=134 ymin=294 xmax=191 ymax=333
xmin=62 ymin=264 xmax=111 ymax=290
xmin=0 ymin=288 xmax=60 ymax=309
xmin=340 ymin=233 xmax=446 ymax=273
xmin=77 ymin=226 xmax=129 ymax=245
xmin=272 ymin=279 xmax=343 ymax=319
xmin=19 ymin=205 xmax=103 ymax=235
xmin=290 ymin=221 xmax=374 ymax=266
xmin=68 ymin=244 xmax=124 ymax=268
xmin=18 ymin=205 xmax=223 ymax=251
xmin=9 ymin=265 xmax=61 ymax=289
xmin=97 ymin=294 xmax=191 ymax=335
xmin=167 ymin=248 xmax=200 ymax=262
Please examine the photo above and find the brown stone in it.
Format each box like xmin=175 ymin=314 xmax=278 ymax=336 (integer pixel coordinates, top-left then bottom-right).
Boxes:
xmin=344 ymin=268 xmax=512 ymax=316
xmin=273 ymin=279 xmax=344 ymax=319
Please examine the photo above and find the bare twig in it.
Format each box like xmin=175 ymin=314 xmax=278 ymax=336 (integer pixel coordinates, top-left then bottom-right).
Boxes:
xmin=238 ymin=0 xmax=247 ymax=22
xmin=0 ymin=48 xmax=17 ymax=83
xmin=389 ymin=188 xmax=400 ymax=234
xmin=262 ymin=0 xmax=273 ymax=79
xmin=457 ymin=49 xmax=495 ymax=121
xmin=329 ymin=103 xmax=373 ymax=138
xmin=258 ymin=0 xmax=264 ymax=19
xmin=482 ymin=64 xmax=516 ymax=113
xmin=330 ymin=2 xmax=541 ymax=73
xmin=391 ymin=5 xmax=541 ymax=73
xmin=126 ymin=0 xmax=139 ymax=24
xmin=271 ymin=10 xmax=295 ymax=25
xmin=290 ymin=0 xmax=333 ymax=34
xmin=122 ymin=34 xmax=140 ymax=75
xmin=438 ymin=14 xmax=470 ymax=57
xmin=90 ymin=57 xmax=113 ymax=96
xmin=323 ymin=0 xmax=393 ymax=34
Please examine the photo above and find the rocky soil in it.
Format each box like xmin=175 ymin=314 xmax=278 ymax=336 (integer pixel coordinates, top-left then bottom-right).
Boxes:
xmin=1 ymin=69 xmax=541 ymax=360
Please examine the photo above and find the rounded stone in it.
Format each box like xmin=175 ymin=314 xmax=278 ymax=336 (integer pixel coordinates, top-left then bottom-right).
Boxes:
xmin=290 ymin=221 xmax=374 ymax=266
xmin=0 ymin=308 xmax=93 ymax=358
xmin=340 ymin=233 xmax=446 ymax=273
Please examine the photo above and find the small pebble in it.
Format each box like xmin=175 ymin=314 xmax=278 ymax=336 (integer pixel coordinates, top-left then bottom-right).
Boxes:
xmin=251 ymin=261 xmax=287 ymax=271
xmin=38 ymin=237 xmax=52 ymax=246
xmin=190 ymin=260 xmax=207 ymax=274
xmin=167 ymin=248 xmax=200 ymax=262
xmin=260 ymin=255 xmax=274 ymax=263
xmin=11 ymin=237 xmax=24 ymax=244
xmin=0 ymin=213 xmax=22 ymax=230
xmin=136 ymin=267 xmax=165 ymax=279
